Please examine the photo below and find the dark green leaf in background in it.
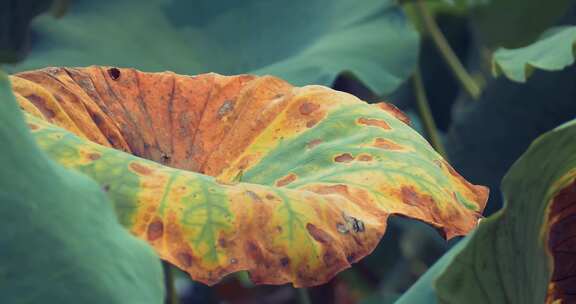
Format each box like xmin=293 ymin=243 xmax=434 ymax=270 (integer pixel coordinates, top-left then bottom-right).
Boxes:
xmin=437 ymin=119 xmax=576 ymax=303
xmin=8 ymin=0 xmax=419 ymax=95
xmin=470 ymin=0 xmax=573 ymax=48
xmin=394 ymin=237 xmax=469 ymax=304
xmin=397 ymin=117 xmax=576 ymax=303
xmin=0 ymin=72 xmax=164 ymax=303
xmin=447 ymin=65 xmax=576 ymax=215
xmin=0 ymin=0 xmax=53 ymax=62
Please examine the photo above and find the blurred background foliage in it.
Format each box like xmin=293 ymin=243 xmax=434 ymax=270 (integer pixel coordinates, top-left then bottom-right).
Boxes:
xmin=1 ymin=0 xmax=575 ymax=303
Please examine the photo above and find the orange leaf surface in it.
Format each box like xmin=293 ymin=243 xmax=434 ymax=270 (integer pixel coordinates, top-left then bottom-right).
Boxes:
xmin=10 ymin=66 xmax=488 ymax=287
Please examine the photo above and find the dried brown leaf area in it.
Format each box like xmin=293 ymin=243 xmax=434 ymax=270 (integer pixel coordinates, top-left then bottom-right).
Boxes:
xmin=547 ymin=175 xmax=576 ymax=303
xmin=11 ymin=66 xmax=488 ymax=287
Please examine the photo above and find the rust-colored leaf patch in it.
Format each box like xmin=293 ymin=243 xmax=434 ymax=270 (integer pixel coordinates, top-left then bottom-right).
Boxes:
xmin=357 ymin=117 xmax=391 ymax=130
xmin=375 ymin=102 xmax=411 ymax=125
xmin=147 ymin=219 xmax=164 ymax=241
xmin=276 ymin=173 xmax=298 ymax=187
xmin=334 ymin=153 xmax=355 ymax=163
xmin=547 ymin=178 xmax=576 ymax=303
xmin=373 ymin=138 xmax=403 ymax=150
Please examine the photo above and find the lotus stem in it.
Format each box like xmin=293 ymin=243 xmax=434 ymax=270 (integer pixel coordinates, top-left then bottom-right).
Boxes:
xmin=414 ymin=0 xmax=481 ymax=100
xmin=413 ymin=68 xmax=448 ymax=159
xmin=163 ymin=262 xmax=179 ymax=304
xmin=297 ymin=288 xmax=312 ymax=304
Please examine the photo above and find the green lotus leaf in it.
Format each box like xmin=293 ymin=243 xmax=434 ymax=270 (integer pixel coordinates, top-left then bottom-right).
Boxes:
xmin=8 ymin=0 xmax=419 ymax=95
xmin=0 ymin=71 xmax=164 ymax=303
xmin=493 ymin=26 xmax=576 ymax=82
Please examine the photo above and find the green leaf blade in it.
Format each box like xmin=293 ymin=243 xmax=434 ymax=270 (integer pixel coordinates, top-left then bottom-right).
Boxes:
xmin=9 ymin=0 xmax=419 ymax=95
xmin=0 ymin=71 xmax=164 ymax=303
xmin=397 ymin=118 xmax=576 ymax=303
xmin=493 ymin=26 xmax=576 ymax=82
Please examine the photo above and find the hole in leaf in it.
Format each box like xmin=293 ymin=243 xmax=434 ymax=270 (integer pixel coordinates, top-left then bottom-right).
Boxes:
xmin=107 ymin=68 xmax=121 ymax=80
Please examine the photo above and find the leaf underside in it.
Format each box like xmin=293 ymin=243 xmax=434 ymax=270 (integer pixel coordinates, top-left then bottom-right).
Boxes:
xmin=11 ymin=66 xmax=488 ymax=287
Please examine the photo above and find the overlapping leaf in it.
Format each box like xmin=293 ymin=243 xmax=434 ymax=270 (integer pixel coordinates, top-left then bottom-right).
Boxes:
xmin=8 ymin=0 xmax=419 ymax=95
xmin=10 ymin=66 xmax=488 ymax=287
xmin=0 ymin=71 xmax=164 ymax=303
xmin=493 ymin=26 xmax=576 ymax=82
xmin=397 ymin=118 xmax=576 ymax=303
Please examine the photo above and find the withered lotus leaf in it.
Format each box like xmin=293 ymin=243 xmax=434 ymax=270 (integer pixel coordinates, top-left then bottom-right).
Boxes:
xmin=10 ymin=66 xmax=488 ymax=287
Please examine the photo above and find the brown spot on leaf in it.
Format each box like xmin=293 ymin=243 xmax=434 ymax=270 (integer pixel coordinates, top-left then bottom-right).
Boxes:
xmin=306 ymin=120 xmax=318 ymax=128
xmin=313 ymin=184 xmax=349 ymax=196
xmin=299 ymin=102 xmax=320 ymax=115
xmin=323 ymin=252 xmax=336 ymax=265
xmin=76 ymin=78 xmax=96 ymax=93
xmin=280 ymin=257 xmax=290 ymax=267
xmin=147 ymin=219 xmax=163 ymax=241
xmin=433 ymin=159 xmax=443 ymax=168
xmin=88 ymin=153 xmax=101 ymax=160
xmin=373 ymin=138 xmax=403 ymax=150
xmin=401 ymin=186 xmax=435 ymax=207
xmin=306 ymin=223 xmax=333 ymax=244
xmin=357 ymin=117 xmax=390 ymax=130
xmin=27 ymin=123 xmax=39 ymax=130
xmin=246 ymin=190 xmax=263 ymax=203
xmin=334 ymin=153 xmax=354 ymax=163
xmin=26 ymin=94 xmax=56 ymax=119
xmin=357 ymin=154 xmax=373 ymax=161
xmin=307 ymin=139 xmax=323 ymax=149
xmin=346 ymin=254 xmax=356 ymax=263
xmin=177 ymin=252 xmax=193 ymax=268
xmin=217 ymin=100 xmax=235 ymax=118
xmin=276 ymin=173 xmax=297 ymax=187
xmin=401 ymin=186 xmax=420 ymax=206
xmin=245 ymin=241 xmax=267 ymax=267
xmin=376 ymin=102 xmax=411 ymax=125
xmin=129 ymin=162 xmax=153 ymax=175
xmin=107 ymin=68 xmax=121 ymax=80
